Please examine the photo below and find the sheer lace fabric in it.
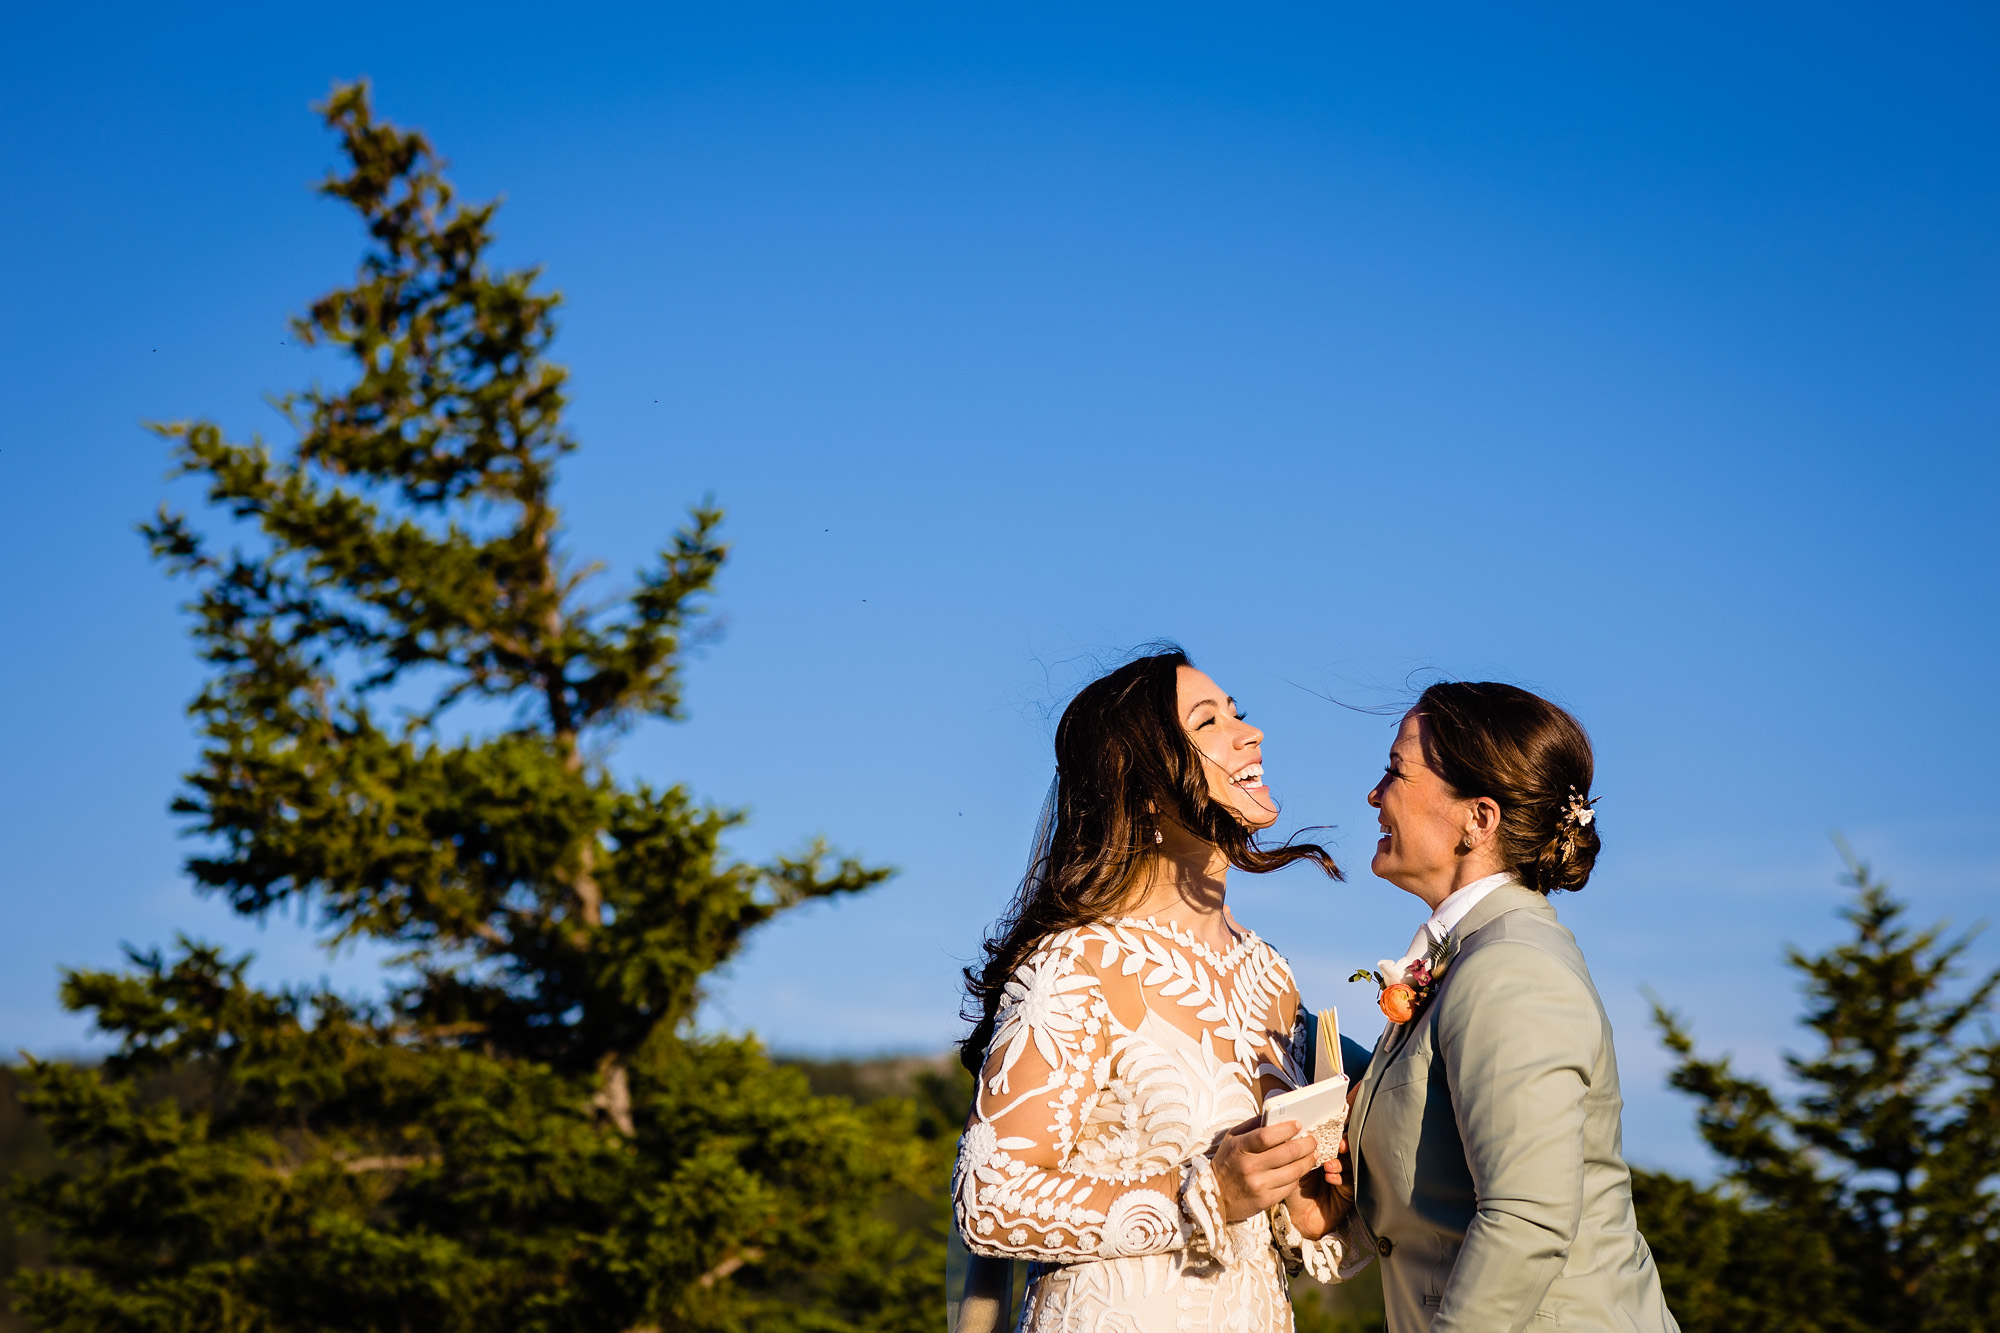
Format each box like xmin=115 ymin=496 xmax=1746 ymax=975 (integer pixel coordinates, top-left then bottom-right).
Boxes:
xmin=953 ymin=918 xmax=1365 ymax=1332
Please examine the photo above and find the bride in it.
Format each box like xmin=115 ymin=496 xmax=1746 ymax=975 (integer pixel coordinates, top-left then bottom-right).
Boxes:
xmin=952 ymin=648 xmax=1368 ymax=1332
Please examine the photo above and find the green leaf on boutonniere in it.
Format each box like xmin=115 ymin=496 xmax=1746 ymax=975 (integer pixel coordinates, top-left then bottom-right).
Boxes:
xmin=1426 ymin=933 xmax=1457 ymax=971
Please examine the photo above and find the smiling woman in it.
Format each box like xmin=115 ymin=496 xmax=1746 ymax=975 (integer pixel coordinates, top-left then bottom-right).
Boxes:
xmin=950 ymin=645 xmax=1365 ymax=1333
xmin=957 ymin=646 xmax=1342 ymax=1069
xmin=1345 ymin=682 xmax=1676 ymax=1333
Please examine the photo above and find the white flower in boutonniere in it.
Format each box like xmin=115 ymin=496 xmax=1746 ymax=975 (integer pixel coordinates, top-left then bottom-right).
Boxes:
xmin=1351 ymin=923 xmax=1461 ymax=1025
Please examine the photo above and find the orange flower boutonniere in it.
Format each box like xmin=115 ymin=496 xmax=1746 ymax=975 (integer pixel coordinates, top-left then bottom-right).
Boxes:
xmin=1377 ymin=983 xmax=1417 ymax=1024
xmin=1352 ymin=924 xmax=1460 ymax=1026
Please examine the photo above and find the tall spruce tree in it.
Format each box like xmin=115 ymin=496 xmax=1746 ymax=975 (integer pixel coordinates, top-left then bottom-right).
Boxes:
xmin=1636 ymin=847 xmax=2000 ymax=1333
xmin=12 ymin=82 xmax=948 ymax=1333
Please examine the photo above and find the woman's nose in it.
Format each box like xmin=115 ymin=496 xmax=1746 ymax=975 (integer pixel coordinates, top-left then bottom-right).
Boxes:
xmin=1366 ymin=782 xmax=1384 ymax=808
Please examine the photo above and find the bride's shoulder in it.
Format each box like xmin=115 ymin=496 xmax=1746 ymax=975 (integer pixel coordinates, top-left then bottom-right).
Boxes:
xmin=1004 ymin=921 xmax=1120 ymax=986
xmin=1227 ymin=930 xmax=1302 ymax=1007
xmin=1004 ymin=920 xmax=1168 ymax=998
xmin=1019 ymin=920 xmax=1103 ymax=957
xmin=1248 ymin=931 xmax=1295 ymax=971
xmin=993 ymin=924 xmax=1141 ymax=1029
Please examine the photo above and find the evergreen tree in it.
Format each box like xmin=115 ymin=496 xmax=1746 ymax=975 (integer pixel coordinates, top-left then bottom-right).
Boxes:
xmin=1639 ymin=846 xmax=2000 ymax=1332
xmin=12 ymin=82 xmax=945 ymax=1333
xmin=1628 ymin=1166 xmax=1851 ymax=1332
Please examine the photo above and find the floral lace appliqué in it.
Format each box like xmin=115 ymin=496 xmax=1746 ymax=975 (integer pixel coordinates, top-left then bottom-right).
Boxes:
xmin=953 ymin=919 xmax=1364 ymax=1330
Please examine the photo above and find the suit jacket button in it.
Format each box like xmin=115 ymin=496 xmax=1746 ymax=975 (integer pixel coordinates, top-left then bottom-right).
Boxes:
xmin=1377 ymin=1236 xmax=1394 ymax=1257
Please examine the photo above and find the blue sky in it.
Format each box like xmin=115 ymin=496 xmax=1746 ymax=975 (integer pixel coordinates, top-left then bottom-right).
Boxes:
xmin=1 ymin=2 xmax=1995 ymax=1176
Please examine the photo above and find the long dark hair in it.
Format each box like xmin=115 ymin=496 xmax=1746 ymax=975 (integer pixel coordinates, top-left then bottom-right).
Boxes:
xmin=959 ymin=647 xmax=1341 ymax=1074
xmin=1413 ymin=681 xmax=1599 ymax=895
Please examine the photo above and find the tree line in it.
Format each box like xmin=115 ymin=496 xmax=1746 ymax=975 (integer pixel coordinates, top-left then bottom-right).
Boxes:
xmin=4 ymin=85 xmax=1995 ymax=1332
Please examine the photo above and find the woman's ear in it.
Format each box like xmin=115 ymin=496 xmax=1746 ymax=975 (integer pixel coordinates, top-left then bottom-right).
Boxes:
xmin=1464 ymin=797 xmax=1502 ymax=847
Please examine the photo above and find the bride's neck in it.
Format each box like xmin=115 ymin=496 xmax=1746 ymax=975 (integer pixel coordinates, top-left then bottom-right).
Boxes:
xmin=1121 ymin=841 xmax=1238 ymax=951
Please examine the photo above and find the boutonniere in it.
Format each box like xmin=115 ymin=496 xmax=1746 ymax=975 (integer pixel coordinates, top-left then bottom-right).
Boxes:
xmin=1351 ymin=924 xmax=1460 ymax=1025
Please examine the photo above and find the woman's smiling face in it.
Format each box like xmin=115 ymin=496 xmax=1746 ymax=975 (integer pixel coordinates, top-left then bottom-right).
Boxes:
xmin=1177 ymin=666 xmax=1278 ymax=831
xmin=1367 ymin=711 xmax=1474 ymax=891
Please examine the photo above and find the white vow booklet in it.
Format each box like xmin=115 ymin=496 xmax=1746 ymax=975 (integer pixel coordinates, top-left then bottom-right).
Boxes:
xmin=1261 ymin=1007 xmax=1349 ymax=1167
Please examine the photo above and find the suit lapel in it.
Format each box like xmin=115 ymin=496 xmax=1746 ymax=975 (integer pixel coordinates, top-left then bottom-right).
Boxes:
xmin=1348 ymin=881 xmax=1547 ymax=1210
xmin=1347 ymin=1001 xmax=1419 ymax=1182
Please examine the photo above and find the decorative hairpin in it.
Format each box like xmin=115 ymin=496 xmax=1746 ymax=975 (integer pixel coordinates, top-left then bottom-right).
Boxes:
xmin=1558 ymin=786 xmax=1598 ymax=859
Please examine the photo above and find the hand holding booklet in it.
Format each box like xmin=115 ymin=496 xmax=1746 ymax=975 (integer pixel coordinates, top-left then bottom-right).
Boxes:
xmin=1261 ymin=1007 xmax=1349 ymax=1167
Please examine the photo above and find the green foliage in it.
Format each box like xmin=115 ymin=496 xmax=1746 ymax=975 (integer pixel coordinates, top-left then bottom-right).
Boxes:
xmin=1629 ymin=1168 xmax=1850 ymax=1333
xmin=11 ymin=82 xmax=935 ymax=1333
xmin=1288 ymin=1265 xmax=1385 ymax=1333
xmin=0 ymin=1069 xmax=57 ymax=1333
xmin=1641 ymin=846 xmax=2000 ymax=1333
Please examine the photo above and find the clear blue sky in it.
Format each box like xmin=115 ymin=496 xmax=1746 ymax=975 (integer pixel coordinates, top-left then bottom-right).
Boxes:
xmin=2 ymin=2 xmax=1995 ymax=1176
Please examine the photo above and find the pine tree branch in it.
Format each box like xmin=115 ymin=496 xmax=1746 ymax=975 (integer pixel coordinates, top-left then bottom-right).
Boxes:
xmin=695 ymin=1248 xmax=764 ymax=1288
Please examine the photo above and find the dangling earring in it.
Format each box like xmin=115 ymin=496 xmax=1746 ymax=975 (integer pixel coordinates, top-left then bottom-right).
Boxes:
xmin=1154 ymin=828 xmax=1164 ymax=845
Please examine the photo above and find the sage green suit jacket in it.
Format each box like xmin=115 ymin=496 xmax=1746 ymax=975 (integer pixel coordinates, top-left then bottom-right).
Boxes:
xmin=1346 ymin=882 xmax=1679 ymax=1333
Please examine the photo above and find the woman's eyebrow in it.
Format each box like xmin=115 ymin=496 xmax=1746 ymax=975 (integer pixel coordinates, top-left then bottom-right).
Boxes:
xmin=1183 ymin=695 xmax=1235 ymax=720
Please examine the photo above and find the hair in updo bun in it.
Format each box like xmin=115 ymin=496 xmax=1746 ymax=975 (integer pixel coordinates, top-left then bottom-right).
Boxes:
xmin=1413 ymin=681 xmax=1599 ymax=895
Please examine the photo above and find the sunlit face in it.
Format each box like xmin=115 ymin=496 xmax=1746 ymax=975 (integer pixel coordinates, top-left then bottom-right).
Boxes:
xmin=1177 ymin=666 xmax=1278 ymax=831
xmin=1366 ymin=712 xmax=1475 ymax=889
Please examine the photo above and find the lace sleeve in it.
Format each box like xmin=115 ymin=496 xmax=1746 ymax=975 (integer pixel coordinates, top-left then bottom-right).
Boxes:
xmin=952 ymin=931 xmax=1227 ymax=1264
xmin=1271 ymin=1200 xmax=1376 ymax=1283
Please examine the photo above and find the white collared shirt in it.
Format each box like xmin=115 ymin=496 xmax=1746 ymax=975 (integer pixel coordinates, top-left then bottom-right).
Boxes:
xmin=1384 ymin=868 xmax=1520 ymax=980
xmin=1426 ymin=870 xmax=1514 ymax=940
xmin=1384 ymin=871 xmax=1516 ymax=982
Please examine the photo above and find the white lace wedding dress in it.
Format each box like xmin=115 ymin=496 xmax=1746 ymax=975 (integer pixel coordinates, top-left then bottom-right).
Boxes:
xmin=953 ymin=916 xmax=1366 ymax=1333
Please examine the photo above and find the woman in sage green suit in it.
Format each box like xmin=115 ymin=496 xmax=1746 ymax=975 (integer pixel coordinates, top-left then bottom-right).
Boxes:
xmin=1333 ymin=683 xmax=1678 ymax=1333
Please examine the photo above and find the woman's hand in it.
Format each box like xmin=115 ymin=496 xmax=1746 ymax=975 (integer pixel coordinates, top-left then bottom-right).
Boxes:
xmin=1281 ymin=1133 xmax=1355 ymax=1240
xmin=1280 ymin=1157 xmax=1354 ymax=1240
xmin=1212 ymin=1116 xmax=1317 ymax=1223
